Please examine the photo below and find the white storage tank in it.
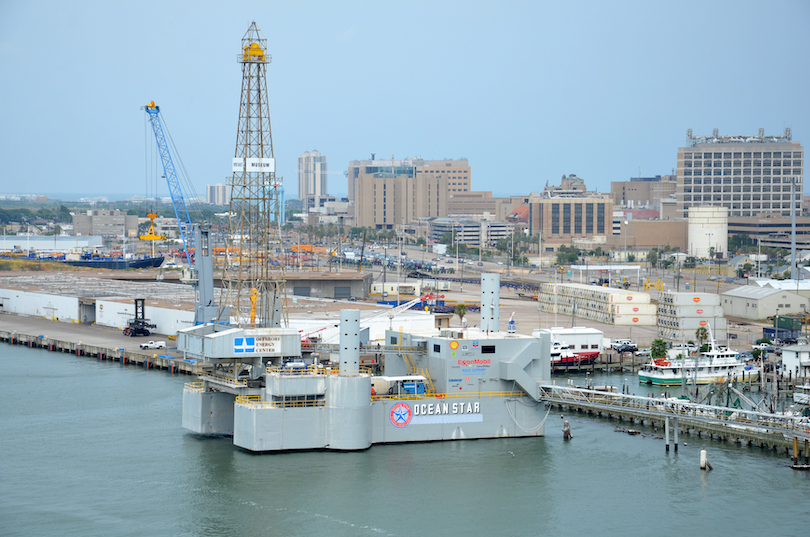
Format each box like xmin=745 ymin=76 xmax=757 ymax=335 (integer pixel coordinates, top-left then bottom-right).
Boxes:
xmin=688 ymin=207 xmax=728 ymax=259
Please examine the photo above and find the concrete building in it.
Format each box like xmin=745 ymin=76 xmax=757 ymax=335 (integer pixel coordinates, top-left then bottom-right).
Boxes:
xmin=349 ymin=157 xmax=469 ymax=229
xmin=72 ymin=210 xmax=139 ymax=238
xmin=676 ymin=128 xmax=803 ymax=219
xmin=721 ymin=286 xmax=810 ymax=321
xmin=688 ymin=206 xmax=728 ymax=259
xmin=426 ymin=217 xmax=514 ymax=248
xmin=526 ymin=192 xmax=613 ymax=252
xmin=728 ymin=215 xmax=810 ymax=250
xmin=610 ymin=175 xmax=677 ymax=212
xmin=298 ymin=151 xmax=328 ymax=201
xmin=609 ymin=219 xmax=688 ymax=256
xmin=206 ymin=183 xmax=229 ymax=205
xmin=448 ymin=191 xmax=528 ymax=221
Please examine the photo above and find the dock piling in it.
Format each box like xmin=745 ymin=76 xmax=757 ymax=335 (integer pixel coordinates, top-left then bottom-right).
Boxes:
xmin=665 ymin=417 xmax=670 ymax=452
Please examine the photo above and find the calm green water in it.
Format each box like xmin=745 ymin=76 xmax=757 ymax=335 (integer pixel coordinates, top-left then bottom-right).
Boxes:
xmin=1 ymin=345 xmax=808 ymax=537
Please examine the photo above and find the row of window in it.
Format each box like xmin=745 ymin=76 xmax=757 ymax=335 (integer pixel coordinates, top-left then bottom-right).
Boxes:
xmin=684 ymin=151 xmax=802 ymax=159
xmin=684 ymin=186 xmax=795 ymax=193
xmin=683 ymin=202 xmax=795 ymax=209
xmin=684 ymin=159 xmax=800 ymax=167
xmin=549 ymin=203 xmax=605 ymax=235
xmin=684 ymin=177 xmax=799 ymax=184
xmin=683 ymin=194 xmax=790 ymax=204
xmin=684 ymin=169 xmax=802 ymax=176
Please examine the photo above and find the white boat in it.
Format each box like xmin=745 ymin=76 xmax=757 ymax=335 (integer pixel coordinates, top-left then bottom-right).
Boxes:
xmin=794 ymin=384 xmax=810 ymax=405
xmin=639 ymin=328 xmax=760 ymax=386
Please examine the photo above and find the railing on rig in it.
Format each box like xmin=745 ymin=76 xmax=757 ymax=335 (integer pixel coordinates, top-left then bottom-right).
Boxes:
xmin=372 ymin=390 xmax=527 ymax=402
xmin=184 ymin=381 xmax=204 ymax=393
xmin=265 ymin=365 xmax=372 ymax=377
xmin=235 ymin=395 xmax=325 ymax=409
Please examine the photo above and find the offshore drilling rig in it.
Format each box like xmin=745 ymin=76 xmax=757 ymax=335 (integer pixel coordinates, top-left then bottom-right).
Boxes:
xmin=218 ymin=21 xmax=288 ymax=328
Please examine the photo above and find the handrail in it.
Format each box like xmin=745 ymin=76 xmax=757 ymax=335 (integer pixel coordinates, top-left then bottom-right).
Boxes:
xmin=199 ymin=373 xmax=247 ymax=387
xmin=184 ymin=381 xmax=204 ymax=393
xmin=372 ymin=390 xmax=526 ymax=402
xmin=265 ymin=365 xmax=371 ymax=377
xmin=235 ymin=395 xmax=324 ymax=409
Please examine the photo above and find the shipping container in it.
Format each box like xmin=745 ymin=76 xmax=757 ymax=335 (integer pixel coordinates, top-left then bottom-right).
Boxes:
xmin=657 ymin=305 xmax=724 ymax=317
xmin=612 ymin=303 xmax=657 ymax=315
xmin=775 ymin=316 xmax=802 ymax=331
xmin=659 ymin=292 xmax=720 ymax=307
xmin=613 ymin=314 xmax=657 ymax=326
xmin=763 ymin=327 xmax=801 ymax=341
xmin=675 ymin=317 xmax=728 ymax=330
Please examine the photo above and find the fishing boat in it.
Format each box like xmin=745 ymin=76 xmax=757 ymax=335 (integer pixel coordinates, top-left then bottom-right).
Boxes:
xmin=639 ymin=328 xmax=759 ymax=386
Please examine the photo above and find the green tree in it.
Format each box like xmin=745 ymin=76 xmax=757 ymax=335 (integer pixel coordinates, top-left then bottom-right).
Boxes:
xmin=695 ymin=326 xmax=708 ymax=349
xmin=416 ymin=237 xmax=426 ymax=247
xmin=647 ymin=248 xmax=659 ymax=268
xmin=455 ymin=304 xmax=467 ymax=325
xmin=650 ymin=339 xmax=668 ymax=360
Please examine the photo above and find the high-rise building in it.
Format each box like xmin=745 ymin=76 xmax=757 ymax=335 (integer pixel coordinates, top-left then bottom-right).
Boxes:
xmin=676 ymin=128 xmax=803 ymax=219
xmin=349 ymin=157 xmax=470 ymax=229
xmin=206 ymin=183 xmax=229 ymax=205
xmin=298 ymin=150 xmax=328 ymax=201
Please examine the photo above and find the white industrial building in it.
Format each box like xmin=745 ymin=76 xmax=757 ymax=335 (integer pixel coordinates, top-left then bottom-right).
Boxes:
xmin=721 ymin=286 xmax=810 ymax=321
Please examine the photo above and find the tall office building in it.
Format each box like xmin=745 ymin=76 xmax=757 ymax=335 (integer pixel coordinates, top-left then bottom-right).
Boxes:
xmin=206 ymin=183 xmax=229 ymax=205
xmin=298 ymin=150 xmax=328 ymax=201
xmin=676 ymin=128 xmax=803 ymax=218
xmin=349 ymin=157 xmax=470 ymax=229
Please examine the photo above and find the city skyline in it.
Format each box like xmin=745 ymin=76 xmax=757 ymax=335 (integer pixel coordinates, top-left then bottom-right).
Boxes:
xmin=1 ymin=1 xmax=809 ymax=200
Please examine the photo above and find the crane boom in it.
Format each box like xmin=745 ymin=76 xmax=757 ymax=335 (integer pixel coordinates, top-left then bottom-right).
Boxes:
xmin=143 ymin=101 xmax=223 ymax=325
xmin=144 ymin=101 xmax=193 ymax=262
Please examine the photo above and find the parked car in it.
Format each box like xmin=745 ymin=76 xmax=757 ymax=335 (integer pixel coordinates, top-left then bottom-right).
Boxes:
xmin=615 ymin=343 xmax=638 ymax=354
xmin=635 ymin=348 xmax=651 ymax=357
xmin=477 ymin=261 xmax=484 ymax=266
xmin=611 ymin=339 xmax=633 ymax=350
xmin=497 ymin=261 xmax=504 ymax=265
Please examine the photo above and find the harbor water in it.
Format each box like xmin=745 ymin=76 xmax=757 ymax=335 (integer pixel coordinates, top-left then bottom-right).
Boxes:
xmin=1 ymin=345 xmax=808 ymax=536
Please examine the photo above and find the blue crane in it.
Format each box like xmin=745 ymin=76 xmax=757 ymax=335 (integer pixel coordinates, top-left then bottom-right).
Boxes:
xmin=143 ymin=101 xmax=222 ymax=324
xmin=144 ymin=101 xmax=193 ymax=261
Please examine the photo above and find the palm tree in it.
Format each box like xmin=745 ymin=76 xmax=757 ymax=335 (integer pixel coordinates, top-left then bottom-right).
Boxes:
xmin=695 ymin=326 xmax=708 ymax=352
xmin=651 ymin=338 xmax=668 ymax=360
xmin=455 ymin=304 xmax=467 ymax=326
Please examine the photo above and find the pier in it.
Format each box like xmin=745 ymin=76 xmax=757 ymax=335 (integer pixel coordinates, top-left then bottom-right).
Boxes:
xmin=542 ymin=384 xmax=810 ymax=459
xmin=0 ymin=315 xmax=210 ymax=375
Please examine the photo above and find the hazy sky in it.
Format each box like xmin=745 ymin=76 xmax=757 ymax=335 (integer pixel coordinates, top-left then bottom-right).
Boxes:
xmin=1 ymin=0 xmax=809 ymax=200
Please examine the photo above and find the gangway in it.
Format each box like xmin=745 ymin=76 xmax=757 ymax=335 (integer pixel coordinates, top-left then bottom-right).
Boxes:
xmin=540 ymin=384 xmax=810 ymax=447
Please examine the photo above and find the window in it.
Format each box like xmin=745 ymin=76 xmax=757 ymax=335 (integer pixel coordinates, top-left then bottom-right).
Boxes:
xmin=481 ymin=345 xmax=496 ymax=354
xmin=433 ymin=344 xmax=440 ymax=353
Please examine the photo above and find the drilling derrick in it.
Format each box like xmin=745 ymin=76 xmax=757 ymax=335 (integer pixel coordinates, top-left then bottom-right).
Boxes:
xmin=219 ymin=22 xmax=287 ymax=327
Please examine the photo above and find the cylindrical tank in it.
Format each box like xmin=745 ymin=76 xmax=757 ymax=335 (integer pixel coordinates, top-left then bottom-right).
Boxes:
xmin=688 ymin=206 xmax=728 ymax=259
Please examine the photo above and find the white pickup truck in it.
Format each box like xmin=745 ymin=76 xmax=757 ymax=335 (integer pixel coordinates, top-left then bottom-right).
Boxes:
xmin=139 ymin=340 xmax=166 ymax=350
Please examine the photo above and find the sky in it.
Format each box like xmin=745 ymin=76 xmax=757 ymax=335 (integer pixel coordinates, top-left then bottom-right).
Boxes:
xmin=1 ymin=0 xmax=809 ymax=201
